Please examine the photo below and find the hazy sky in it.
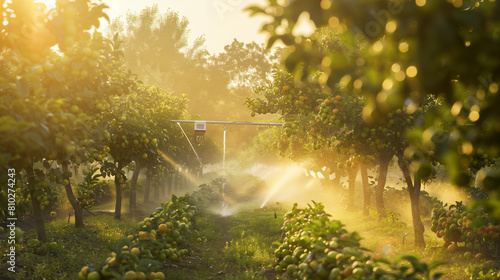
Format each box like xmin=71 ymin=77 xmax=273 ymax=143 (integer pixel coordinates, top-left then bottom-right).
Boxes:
xmin=101 ymin=0 xmax=270 ymax=54
xmin=39 ymin=0 xmax=313 ymax=54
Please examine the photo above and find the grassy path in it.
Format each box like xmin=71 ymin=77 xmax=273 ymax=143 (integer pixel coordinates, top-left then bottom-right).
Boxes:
xmin=164 ymin=207 xmax=285 ymax=279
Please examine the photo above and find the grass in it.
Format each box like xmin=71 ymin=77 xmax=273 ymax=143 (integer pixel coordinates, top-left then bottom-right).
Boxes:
xmin=338 ymin=208 xmax=498 ymax=280
xmin=164 ymin=205 xmax=285 ymax=279
xmin=12 ymin=212 xmax=139 ymax=280
xmin=223 ymin=208 xmax=284 ymax=269
xmin=3 ymin=195 xmax=496 ymax=280
xmin=1 ymin=196 xmax=163 ymax=280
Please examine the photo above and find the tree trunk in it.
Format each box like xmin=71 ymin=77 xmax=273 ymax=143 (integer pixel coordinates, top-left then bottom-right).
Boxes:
xmin=143 ymin=168 xmax=151 ymax=203
xmin=330 ymin=167 xmax=342 ymax=192
xmin=183 ymin=171 xmax=188 ymax=189
xmin=174 ymin=171 xmax=179 ymax=193
xmin=160 ymin=174 xmax=166 ymax=197
xmin=62 ymin=162 xmax=83 ymax=228
xmin=198 ymin=165 xmax=203 ymax=178
xmin=167 ymin=172 xmax=174 ymax=198
xmin=129 ymin=162 xmax=143 ymax=210
xmin=181 ymin=169 xmax=186 ymax=190
xmin=360 ymin=163 xmax=370 ymax=216
xmin=332 ymin=173 xmax=341 ymax=191
xmin=376 ymin=153 xmax=393 ymax=219
xmin=114 ymin=162 xmax=123 ymax=220
xmin=154 ymin=178 xmax=160 ymax=199
xmin=26 ymin=158 xmax=47 ymax=242
xmin=347 ymin=167 xmax=358 ymax=211
xmin=397 ymin=155 xmax=425 ymax=248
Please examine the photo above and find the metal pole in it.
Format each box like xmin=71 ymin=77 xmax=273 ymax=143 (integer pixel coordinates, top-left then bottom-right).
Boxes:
xmin=169 ymin=120 xmax=284 ymax=126
xmin=176 ymin=122 xmax=202 ymax=166
xmin=223 ymin=125 xmax=227 ymax=181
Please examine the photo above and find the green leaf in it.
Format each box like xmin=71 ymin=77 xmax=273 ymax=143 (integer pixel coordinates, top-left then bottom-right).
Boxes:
xmin=431 ymin=272 xmax=445 ymax=280
xmin=245 ymin=6 xmax=265 ymax=16
xmin=401 ymin=255 xmax=422 ymax=271
xmin=428 ymin=260 xmax=447 ymax=271
xmin=34 ymin=168 xmax=44 ymax=179
xmin=16 ymin=76 xmax=30 ymax=97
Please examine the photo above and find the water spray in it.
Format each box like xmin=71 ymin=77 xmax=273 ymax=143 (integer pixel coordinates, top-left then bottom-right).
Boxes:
xmin=168 ymin=119 xmax=284 ymax=215
xmin=221 ymin=125 xmax=228 ymax=215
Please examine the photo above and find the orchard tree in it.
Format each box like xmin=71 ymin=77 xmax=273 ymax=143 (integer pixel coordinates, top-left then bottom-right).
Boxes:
xmin=121 ymin=86 xmax=188 ymax=209
xmin=248 ymin=67 xmax=368 ymax=211
xmin=98 ymin=83 xmax=188 ymax=218
xmin=247 ymin=40 xmax=433 ymax=246
xmin=0 ymin=0 xmax=109 ymax=240
xmin=247 ymin=0 xmax=500 ymax=215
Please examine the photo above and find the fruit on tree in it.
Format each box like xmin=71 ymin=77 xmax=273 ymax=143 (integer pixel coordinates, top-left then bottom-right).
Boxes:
xmin=87 ymin=271 xmax=101 ymax=280
xmin=125 ymin=271 xmax=137 ymax=280
xmin=158 ymin=223 xmax=168 ymax=234
xmin=447 ymin=243 xmax=458 ymax=252
xmin=131 ymin=247 xmax=140 ymax=256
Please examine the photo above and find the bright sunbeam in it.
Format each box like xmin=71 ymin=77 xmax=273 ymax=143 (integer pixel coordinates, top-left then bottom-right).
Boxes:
xmin=260 ymin=165 xmax=303 ymax=208
xmin=157 ymin=149 xmax=178 ymax=171
xmin=304 ymin=179 xmax=316 ymax=189
xmin=157 ymin=149 xmax=199 ymax=188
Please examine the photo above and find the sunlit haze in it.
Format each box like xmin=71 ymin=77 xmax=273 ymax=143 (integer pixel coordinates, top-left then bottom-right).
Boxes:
xmin=38 ymin=0 xmax=310 ymax=53
xmin=103 ymin=0 xmax=270 ymax=54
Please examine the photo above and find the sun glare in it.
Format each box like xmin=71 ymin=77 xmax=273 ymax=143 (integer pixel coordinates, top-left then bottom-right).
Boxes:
xmin=36 ymin=0 xmax=56 ymax=9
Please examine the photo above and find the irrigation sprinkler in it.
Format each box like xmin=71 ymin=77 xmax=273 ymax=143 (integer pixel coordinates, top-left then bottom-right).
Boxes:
xmin=170 ymin=120 xmax=284 ymax=214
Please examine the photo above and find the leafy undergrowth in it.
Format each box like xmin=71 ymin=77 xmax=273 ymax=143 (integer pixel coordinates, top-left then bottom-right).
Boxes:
xmin=305 ymin=202 xmax=499 ymax=280
xmin=12 ymin=212 xmax=138 ymax=280
xmin=387 ymin=244 xmax=500 ymax=280
xmin=4 ymin=195 xmax=498 ymax=280
xmin=1 ymin=196 xmax=168 ymax=280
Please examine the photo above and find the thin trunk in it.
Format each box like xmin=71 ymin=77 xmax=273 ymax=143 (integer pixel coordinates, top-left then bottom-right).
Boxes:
xmin=347 ymin=167 xmax=358 ymax=211
xmin=376 ymin=153 xmax=393 ymax=219
xmin=62 ymin=162 xmax=83 ymax=228
xmin=167 ymin=172 xmax=174 ymax=198
xmin=160 ymin=174 xmax=166 ymax=197
xmin=143 ymin=169 xmax=151 ymax=203
xmin=332 ymin=171 xmax=341 ymax=191
xmin=198 ymin=165 xmax=203 ymax=178
xmin=114 ymin=162 xmax=123 ymax=220
xmin=154 ymin=178 xmax=160 ymax=198
xmin=397 ymin=155 xmax=425 ymax=248
xmin=26 ymin=158 xmax=47 ymax=242
xmin=183 ymin=171 xmax=188 ymax=189
xmin=178 ymin=171 xmax=182 ymax=191
xmin=360 ymin=163 xmax=370 ymax=216
xmin=129 ymin=163 xmax=143 ymax=210
xmin=174 ymin=171 xmax=179 ymax=193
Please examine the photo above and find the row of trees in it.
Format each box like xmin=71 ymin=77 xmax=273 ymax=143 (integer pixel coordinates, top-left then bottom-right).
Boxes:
xmin=0 ymin=0 xmax=220 ymax=243
xmin=106 ymin=5 xmax=280 ymax=153
xmin=245 ymin=0 xmax=500 ymax=247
